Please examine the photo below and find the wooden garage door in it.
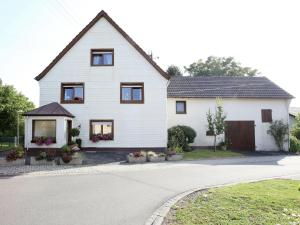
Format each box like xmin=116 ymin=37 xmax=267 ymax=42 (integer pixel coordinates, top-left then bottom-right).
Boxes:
xmin=225 ymin=121 xmax=255 ymax=151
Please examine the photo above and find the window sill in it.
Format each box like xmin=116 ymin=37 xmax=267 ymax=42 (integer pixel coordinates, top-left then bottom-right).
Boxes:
xmin=61 ymin=101 xmax=84 ymax=104
xmin=120 ymin=101 xmax=144 ymax=104
xmin=31 ymin=141 xmax=57 ymax=144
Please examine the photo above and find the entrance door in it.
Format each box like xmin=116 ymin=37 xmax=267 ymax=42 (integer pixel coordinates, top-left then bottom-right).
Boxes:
xmin=225 ymin=121 xmax=255 ymax=151
xmin=67 ymin=120 xmax=72 ymax=145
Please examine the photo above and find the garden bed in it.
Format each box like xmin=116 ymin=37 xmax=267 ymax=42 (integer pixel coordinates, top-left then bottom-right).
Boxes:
xmin=30 ymin=157 xmax=56 ymax=166
xmin=163 ymin=179 xmax=300 ymax=225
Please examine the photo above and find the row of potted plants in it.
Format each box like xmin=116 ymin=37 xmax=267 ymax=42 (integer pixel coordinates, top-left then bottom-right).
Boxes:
xmin=127 ymin=147 xmax=184 ymax=163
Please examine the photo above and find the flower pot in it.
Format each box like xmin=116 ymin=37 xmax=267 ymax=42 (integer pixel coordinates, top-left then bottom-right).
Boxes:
xmin=59 ymin=152 xmax=83 ymax=165
xmin=61 ymin=153 xmax=72 ymax=164
xmin=166 ymin=154 xmax=183 ymax=161
xmin=147 ymin=155 xmax=166 ymax=162
xmin=30 ymin=157 xmax=56 ymax=166
xmin=127 ymin=155 xmax=147 ymax=163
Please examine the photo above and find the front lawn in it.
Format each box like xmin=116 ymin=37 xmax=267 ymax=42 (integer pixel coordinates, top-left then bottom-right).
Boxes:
xmin=166 ymin=179 xmax=300 ymax=225
xmin=183 ymin=149 xmax=244 ymax=160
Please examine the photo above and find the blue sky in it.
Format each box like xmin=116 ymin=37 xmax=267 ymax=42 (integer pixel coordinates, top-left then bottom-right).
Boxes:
xmin=0 ymin=0 xmax=299 ymax=106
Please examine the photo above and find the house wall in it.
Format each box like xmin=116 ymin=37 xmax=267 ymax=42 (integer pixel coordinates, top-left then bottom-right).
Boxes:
xmin=38 ymin=17 xmax=168 ymax=149
xmin=167 ymin=98 xmax=291 ymax=151
xmin=24 ymin=116 xmax=71 ymax=149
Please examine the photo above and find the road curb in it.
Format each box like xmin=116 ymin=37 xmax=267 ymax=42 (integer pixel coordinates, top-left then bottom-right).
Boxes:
xmin=144 ymin=173 xmax=300 ymax=225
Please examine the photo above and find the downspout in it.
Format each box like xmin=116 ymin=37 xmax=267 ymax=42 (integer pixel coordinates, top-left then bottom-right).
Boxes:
xmin=287 ymin=99 xmax=291 ymax=151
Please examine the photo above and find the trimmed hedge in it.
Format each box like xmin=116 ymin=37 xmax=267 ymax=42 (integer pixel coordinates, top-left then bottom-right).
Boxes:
xmin=168 ymin=125 xmax=197 ymax=151
xmin=290 ymin=136 xmax=300 ymax=153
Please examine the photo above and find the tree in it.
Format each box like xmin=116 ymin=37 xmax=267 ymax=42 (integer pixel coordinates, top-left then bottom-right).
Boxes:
xmin=166 ymin=65 xmax=183 ymax=76
xmin=206 ymin=98 xmax=227 ymax=151
xmin=291 ymin=113 xmax=300 ymax=140
xmin=185 ymin=56 xmax=259 ymax=77
xmin=0 ymin=83 xmax=35 ymax=137
xmin=267 ymin=120 xmax=289 ymax=151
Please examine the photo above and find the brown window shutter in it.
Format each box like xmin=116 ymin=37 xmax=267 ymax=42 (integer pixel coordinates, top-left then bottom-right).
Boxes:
xmin=261 ymin=109 xmax=272 ymax=122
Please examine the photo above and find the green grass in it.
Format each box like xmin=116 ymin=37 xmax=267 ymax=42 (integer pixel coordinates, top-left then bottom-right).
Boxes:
xmin=172 ymin=179 xmax=300 ymax=225
xmin=183 ymin=149 xmax=244 ymax=160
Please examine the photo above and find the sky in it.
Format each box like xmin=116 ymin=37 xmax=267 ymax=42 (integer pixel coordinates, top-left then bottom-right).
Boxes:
xmin=0 ymin=0 xmax=299 ymax=107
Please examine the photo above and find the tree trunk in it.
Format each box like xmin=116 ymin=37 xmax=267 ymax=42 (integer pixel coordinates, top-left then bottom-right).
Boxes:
xmin=214 ymin=135 xmax=217 ymax=152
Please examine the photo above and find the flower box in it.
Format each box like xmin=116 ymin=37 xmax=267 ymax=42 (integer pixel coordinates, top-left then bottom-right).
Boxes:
xmin=127 ymin=155 xmax=147 ymax=163
xmin=30 ymin=157 xmax=56 ymax=166
xmin=0 ymin=158 xmax=25 ymax=166
xmin=147 ymin=155 xmax=166 ymax=162
xmin=166 ymin=153 xmax=183 ymax=161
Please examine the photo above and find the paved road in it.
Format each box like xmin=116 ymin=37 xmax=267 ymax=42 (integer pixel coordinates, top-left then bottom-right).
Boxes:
xmin=0 ymin=155 xmax=300 ymax=225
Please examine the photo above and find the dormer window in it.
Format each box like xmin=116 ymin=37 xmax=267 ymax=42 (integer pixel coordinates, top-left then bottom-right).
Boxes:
xmin=61 ymin=83 xmax=84 ymax=104
xmin=91 ymin=49 xmax=114 ymax=66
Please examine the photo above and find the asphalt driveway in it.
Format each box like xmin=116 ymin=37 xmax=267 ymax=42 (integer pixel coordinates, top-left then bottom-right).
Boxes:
xmin=0 ymin=155 xmax=300 ymax=225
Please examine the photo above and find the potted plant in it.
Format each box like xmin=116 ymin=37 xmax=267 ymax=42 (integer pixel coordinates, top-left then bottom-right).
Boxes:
xmin=60 ymin=145 xmax=73 ymax=164
xmin=166 ymin=146 xmax=184 ymax=161
xmin=0 ymin=146 xmax=25 ymax=166
xmin=127 ymin=151 xmax=147 ymax=163
xmin=147 ymin=151 xmax=166 ymax=162
xmin=31 ymin=150 xmax=56 ymax=165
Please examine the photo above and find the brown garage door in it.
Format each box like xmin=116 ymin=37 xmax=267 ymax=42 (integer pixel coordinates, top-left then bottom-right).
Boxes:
xmin=225 ymin=121 xmax=255 ymax=151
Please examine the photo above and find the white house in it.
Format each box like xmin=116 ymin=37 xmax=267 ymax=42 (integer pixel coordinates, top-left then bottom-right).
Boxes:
xmin=24 ymin=10 xmax=293 ymax=152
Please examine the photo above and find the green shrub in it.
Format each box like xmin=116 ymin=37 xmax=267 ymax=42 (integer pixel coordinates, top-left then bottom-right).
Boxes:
xmin=174 ymin=146 xmax=183 ymax=153
xmin=289 ymin=136 xmax=300 ymax=153
xmin=75 ymin=138 xmax=82 ymax=148
xmin=70 ymin=128 xmax=80 ymax=137
xmin=168 ymin=126 xmax=186 ymax=149
xmin=168 ymin=125 xmax=197 ymax=151
xmin=179 ymin=125 xmax=197 ymax=150
xmin=267 ymin=120 xmax=288 ymax=151
xmin=291 ymin=127 xmax=300 ymax=140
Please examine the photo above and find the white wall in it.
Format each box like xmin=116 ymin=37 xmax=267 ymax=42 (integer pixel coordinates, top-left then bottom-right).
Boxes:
xmin=24 ymin=116 xmax=71 ymax=149
xmin=38 ymin=17 xmax=168 ymax=148
xmin=167 ymin=98 xmax=290 ymax=151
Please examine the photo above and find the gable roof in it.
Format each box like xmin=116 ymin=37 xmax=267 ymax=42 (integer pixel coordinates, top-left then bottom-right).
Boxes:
xmin=289 ymin=107 xmax=300 ymax=117
xmin=168 ymin=76 xmax=294 ymax=99
xmin=23 ymin=102 xmax=75 ymax=118
xmin=35 ymin=10 xmax=170 ymax=81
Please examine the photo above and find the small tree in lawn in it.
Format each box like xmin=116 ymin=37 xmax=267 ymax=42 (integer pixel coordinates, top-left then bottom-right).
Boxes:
xmin=206 ymin=98 xmax=226 ymax=151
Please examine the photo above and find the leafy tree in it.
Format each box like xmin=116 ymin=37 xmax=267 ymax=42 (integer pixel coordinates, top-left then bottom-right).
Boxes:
xmin=168 ymin=125 xmax=197 ymax=151
xmin=166 ymin=65 xmax=183 ymax=76
xmin=185 ymin=56 xmax=259 ymax=77
xmin=291 ymin=113 xmax=300 ymax=140
xmin=206 ymin=98 xmax=227 ymax=151
xmin=267 ymin=120 xmax=289 ymax=151
xmin=0 ymin=82 xmax=35 ymax=137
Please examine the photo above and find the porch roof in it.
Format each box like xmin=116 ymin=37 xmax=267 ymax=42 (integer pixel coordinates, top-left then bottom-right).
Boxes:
xmin=23 ymin=102 xmax=75 ymax=118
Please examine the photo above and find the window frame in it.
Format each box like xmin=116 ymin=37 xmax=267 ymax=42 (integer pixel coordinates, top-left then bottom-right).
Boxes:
xmin=32 ymin=119 xmax=57 ymax=142
xmin=176 ymin=101 xmax=187 ymax=114
xmin=261 ymin=109 xmax=272 ymax=123
xmin=120 ymin=82 xmax=144 ymax=104
xmin=61 ymin=82 xmax=84 ymax=104
xmin=89 ymin=119 xmax=114 ymax=140
xmin=90 ymin=49 xmax=114 ymax=66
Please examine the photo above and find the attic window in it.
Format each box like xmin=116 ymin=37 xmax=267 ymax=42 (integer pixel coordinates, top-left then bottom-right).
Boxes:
xmin=91 ymin=49 xmax=114 ymax=66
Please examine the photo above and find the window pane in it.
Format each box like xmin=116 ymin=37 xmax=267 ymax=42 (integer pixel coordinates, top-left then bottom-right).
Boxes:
xmin=122 ymin=87 xmax=132 ymax=100
xmin=102 ymin=122 xmax=112 ymax=135
xmin=92 ymin=122 xmax=102 ymax=135
xmin=92 ymin=55 xmax=103 ymax=65
xmin=64 ymin=88 xmax=73 ymax=100
xmin=132 ymin=88 xmax=142 ymax=101
xmin=74 ymin=87 xmax=83 ymax=100
xmin=34 ymin=121 xmax=56 ymax=137
xmin=176 ymin=102 xmax=185 ymax=113
xmin=103 ymin=53 xmax=112 ymax=65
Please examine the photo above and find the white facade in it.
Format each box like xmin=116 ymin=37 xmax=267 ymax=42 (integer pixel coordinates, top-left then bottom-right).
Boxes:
xmin=167 ymin=98 xmax=290 ymax=151
xmin=36 ymin=17 xmax=168 ymax=149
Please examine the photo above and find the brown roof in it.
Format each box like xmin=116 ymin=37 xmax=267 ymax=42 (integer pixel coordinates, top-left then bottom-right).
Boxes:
xmin=35 ymin=10 xmax=170 ymax=81
xmin=168 ymin=76 xmax=294 ymax=99
xmin=23 ymin=102 xmax=75 ymax=118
